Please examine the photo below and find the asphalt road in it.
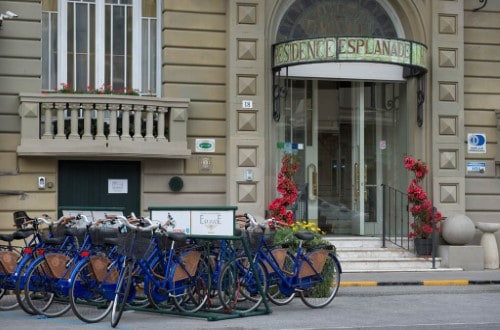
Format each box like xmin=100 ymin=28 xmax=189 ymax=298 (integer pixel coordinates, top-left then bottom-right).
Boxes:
xmin=2 ymin=284 xmax=500 ymax=329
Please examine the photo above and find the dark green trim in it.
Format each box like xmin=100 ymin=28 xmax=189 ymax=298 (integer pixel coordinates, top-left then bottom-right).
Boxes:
xmin=149 ymin=206 xmax=237 ymax=211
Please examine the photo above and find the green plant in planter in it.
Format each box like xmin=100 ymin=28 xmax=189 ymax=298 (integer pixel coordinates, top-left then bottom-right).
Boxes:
xmin=273 ymin=221 xmax=336 ymax=298
xmin=273 ymin=221 xmax=335 ymax=254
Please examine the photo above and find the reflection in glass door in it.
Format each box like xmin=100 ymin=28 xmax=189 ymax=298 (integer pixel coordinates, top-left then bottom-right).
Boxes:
xmin=277 ymin=79 xmax=407 ymax=236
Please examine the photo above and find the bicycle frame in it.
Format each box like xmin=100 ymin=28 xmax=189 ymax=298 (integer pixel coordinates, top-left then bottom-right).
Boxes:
xmin=252 ymin=232 xmax=336 ymax=296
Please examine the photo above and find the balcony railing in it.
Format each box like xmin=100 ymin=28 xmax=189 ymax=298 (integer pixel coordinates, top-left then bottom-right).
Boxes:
xmin=17 ymin=93 xmax=191 ymax=158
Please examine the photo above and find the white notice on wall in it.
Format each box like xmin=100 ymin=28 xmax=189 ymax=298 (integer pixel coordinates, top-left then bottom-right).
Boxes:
xmin=108 ymin=179 xmax=128 ymax=194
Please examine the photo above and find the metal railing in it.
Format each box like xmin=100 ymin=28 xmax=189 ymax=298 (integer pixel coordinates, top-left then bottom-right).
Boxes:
xmin=382 ymin=184 xmax=411 ymax=250
xmin=382 ymin=183 xmax=437 ymax=268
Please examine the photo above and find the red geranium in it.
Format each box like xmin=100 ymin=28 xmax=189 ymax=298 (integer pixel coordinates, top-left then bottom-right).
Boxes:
xmin=404 ymin=156 xmax=442 ymax=239
xmin=268 ymin=154 xmax=299 ymax=226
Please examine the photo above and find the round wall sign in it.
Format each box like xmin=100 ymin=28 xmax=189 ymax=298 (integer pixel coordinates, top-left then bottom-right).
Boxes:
xmin=168 ymin=176 xmax=184 ymax=192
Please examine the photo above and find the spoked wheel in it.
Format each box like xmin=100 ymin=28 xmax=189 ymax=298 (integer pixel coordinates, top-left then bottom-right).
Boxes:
xmin=24 ymin=257 xmax=70 ymax=317
xmin=299 ymin=252 xmax=341 ymax=308
xmin=146 ymin=260 xmax=175 ymax=311
xmin=15 ymin=263 xmax=37 ymax=315
xmin=217 ymin=256 xmax=267 ymax=314
xmin=171 ymin=256 xmax=210 ymax=313
xmin=69 ymin=258 xmax=115 ymax=323
xmin=266 ymin=252 xmax=295 ymax=306
xmin=0 ymin=288 xmax=19 ymax=311
xmin=111 ymin=262 xmax=133 ymax=328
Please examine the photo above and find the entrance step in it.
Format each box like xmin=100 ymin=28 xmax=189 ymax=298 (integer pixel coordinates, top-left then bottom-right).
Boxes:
xmin=326 ymin=236 xmax=442 ymax=272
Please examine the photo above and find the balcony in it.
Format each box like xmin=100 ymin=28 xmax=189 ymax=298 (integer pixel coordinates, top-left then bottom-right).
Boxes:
xmin=17 ymin=93 xmax=191 ymax=159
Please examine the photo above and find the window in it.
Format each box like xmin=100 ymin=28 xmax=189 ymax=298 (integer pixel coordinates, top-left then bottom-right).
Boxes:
xmin=42 ymin=0 xmax=159 ymax=96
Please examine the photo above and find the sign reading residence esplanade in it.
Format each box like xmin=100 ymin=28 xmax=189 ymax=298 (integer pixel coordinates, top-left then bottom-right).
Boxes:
xmin=272 ymin=37 xmax=427 ymax=75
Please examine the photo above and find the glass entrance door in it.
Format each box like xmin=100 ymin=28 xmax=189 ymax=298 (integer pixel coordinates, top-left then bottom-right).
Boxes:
xmin=315 ymin=81 xmax=368 ymax=235
xmin=278 ymin=79 xmax=406 ymax=236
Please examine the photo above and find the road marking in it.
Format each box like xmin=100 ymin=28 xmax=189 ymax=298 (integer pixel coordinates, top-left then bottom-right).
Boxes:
xmin=423 ymin=279 xmax=469 ymax=286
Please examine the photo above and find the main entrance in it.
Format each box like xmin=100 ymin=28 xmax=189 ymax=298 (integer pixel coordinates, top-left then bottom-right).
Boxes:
xmin=277 ymin=79 xmax=408 ymax=236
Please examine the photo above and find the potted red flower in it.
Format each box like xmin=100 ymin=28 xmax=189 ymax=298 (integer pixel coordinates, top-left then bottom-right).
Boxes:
xmin=268 ymin=154 xmax=299 ymax=227
xmin=404 ymin=156 xmax=442 ymax=255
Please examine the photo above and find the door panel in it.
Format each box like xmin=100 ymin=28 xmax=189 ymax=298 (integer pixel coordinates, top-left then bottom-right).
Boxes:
xmin=281 ymin=78 xmax=406 ymax=236
xmin=58 ymin=160 xmax=140 ymax=216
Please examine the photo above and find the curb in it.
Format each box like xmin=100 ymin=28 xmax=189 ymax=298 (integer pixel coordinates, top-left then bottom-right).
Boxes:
xmin=340 ymin=279 xmax=500 ymax=287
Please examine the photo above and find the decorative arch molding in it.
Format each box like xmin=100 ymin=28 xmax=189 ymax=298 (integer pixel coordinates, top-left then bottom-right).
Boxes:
xmin=268 ymin=0 xmax=429 ymax=50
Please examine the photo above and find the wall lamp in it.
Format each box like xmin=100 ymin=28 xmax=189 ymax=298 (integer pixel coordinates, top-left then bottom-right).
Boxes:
xmin=0 ymin=10 xmax=18 ymax=27
xmin=473 ymin=0 xmax=488 ymax=12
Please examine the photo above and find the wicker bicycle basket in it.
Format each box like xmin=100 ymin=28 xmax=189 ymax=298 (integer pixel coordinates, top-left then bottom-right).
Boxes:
xmin=40 ymin=223 xmax=66 ymax=242
xmin=89 ymin=225 xmax=119 ymax=246
xmin=172 ymin=250 xmax=201 ymax=282
xmin=263 ymin=248 xmax=287 ymax=273
xmin=64 ymin=226 xmax=88 ymax=246
xmin=298 ymin=249 xmax=329 ymax=279
xmin=89 ymin=255 xmax=119 ymax=283
xmin=118 ymin=229 xmax=154 ymax=259
xmin=244 ymin=226 xmax=276 ymax=251
xmin=0 ymin=250 xmax=21 ymax=275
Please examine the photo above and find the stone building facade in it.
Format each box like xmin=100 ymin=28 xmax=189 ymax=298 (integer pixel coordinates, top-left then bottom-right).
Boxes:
xmin=0 ymin=1 xmax=499 ymax=242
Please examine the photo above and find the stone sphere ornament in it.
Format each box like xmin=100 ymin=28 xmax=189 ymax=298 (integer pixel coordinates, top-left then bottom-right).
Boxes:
xmin=441 ymin=214 xmax=475 ymax=245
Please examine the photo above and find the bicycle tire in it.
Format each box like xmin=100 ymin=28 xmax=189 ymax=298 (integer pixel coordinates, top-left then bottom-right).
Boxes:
xmin=146 ymin=259 xmax=175 ymax=311
xmin=299 ymin=252 xmax=341 ymax=308
xmin=171 ymin=256 xmax=210 ymax=313
xmin=15 ymin=261 xmax=37 ymax=315
xmin=217 ymin=256 xmax=267 ymax=314
xmin=111 ymin=261 xmax=133 ymax=328
xmin=266 ymin=252 xmax=295 ymax=306
xmin=24 ymin=257 xmax=71 ymax=317
xmin=69 ymin=258 xmax=114 ymax=323
xmin=0 ymin=288 xmax=18 ymax=310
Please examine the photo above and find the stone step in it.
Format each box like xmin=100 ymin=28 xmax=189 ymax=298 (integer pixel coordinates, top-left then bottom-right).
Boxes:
xmin=337 ymin=248 xmax=416 ymax=259
xmin=324 ymin=236 xmax=442 ymax=272
xmin=339 ymin=257 xmax=441 ymax=272
xmin=326 ymin=236 xmax=386 ymax=249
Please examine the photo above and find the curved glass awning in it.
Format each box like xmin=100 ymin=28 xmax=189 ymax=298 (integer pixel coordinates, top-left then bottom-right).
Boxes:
xmin=272 ymin=37 xmax=427 ymax=78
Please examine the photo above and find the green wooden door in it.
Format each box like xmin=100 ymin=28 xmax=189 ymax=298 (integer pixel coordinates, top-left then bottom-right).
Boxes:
xmin=58 ymin=160 xmax=141 ymax=216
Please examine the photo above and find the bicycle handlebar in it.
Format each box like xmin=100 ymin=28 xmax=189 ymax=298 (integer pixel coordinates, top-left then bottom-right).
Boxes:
xmin=99 ymin=214 xmax=158 ymax=232
xmin=21 ymin=214 xmax=79 ymax=227
xmin=240 ymin=213 xmax=268 ymax=230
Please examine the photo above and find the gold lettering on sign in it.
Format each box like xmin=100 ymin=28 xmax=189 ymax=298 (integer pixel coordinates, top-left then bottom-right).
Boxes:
xmin=273 ymin=37 xmax=426 ymax=72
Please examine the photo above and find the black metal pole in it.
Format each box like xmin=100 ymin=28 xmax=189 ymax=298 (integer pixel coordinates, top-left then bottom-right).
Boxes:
xmin=431 ymin=206 xmax=437 ymax=269
xmin=382 ymin=184 xmax=386 ymax=248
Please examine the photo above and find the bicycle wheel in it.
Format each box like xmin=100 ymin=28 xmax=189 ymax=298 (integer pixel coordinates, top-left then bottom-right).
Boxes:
xmin=171 ymin=252 xmax=210 ymax=313
xmin=146 ymin=259 xmax=175 ymax=311
xmin=111 ymin=261 xmax=133 ymax=328
xmin=69 ymin=258 xmax=114 ymax=323
xmin=15 ymin=261 xmax=37 ymax=315
xmin=24 ymin=257 xmax=70 ymax=317
xmin=266 ymin=252 xmax=295 ymax=306
xmin=217 ymin=256 xmax=267 ymax=314
xmin=0 ymin=288 xmax=18 ymax=310
xmin=299 ymin=252 xmax=341 ymax=308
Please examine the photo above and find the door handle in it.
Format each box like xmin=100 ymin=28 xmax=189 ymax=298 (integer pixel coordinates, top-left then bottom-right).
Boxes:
xmin=354 ymin=162 xmax=359 ymax=201
xmin=365 ymin=164 xmax=368 ymax=199
xmin=307 ymin=163 xmax=318 ymax=200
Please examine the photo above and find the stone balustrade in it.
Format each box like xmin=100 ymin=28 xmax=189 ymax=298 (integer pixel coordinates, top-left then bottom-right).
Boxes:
xmin=17 ymin=93 xmax=191 ymax=158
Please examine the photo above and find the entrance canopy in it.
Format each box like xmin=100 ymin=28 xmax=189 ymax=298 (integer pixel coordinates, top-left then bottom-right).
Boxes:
xmin=272 ymin=37 xmax=428 ymax=80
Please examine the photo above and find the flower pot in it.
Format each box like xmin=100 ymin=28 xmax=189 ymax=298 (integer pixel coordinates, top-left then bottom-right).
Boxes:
xmin=414 ymin=237 xmax=433 ymax=256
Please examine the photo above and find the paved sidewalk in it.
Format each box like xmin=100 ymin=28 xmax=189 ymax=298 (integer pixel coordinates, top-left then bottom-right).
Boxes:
xmin=341 ymin=268 xmax=500 ymax=286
